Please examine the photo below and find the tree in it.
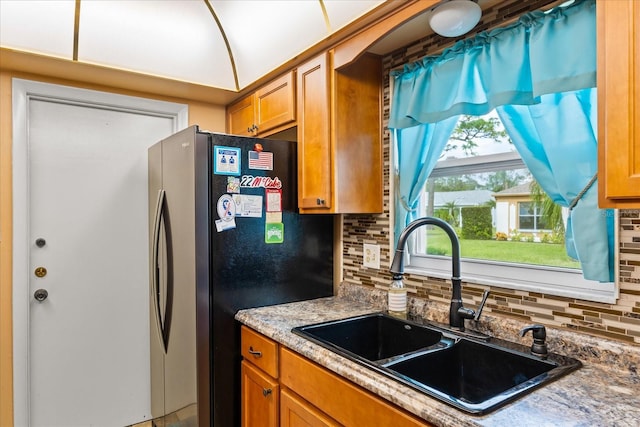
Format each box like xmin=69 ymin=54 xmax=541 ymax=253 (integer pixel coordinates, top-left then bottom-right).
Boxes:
xmin=445 ymin=115 xmax=509 ymax=156
xmin=432 ymin=175 xmax=479 ymax=192
xmin=443 ymin=200 xmax=459 ymax=226
xmin=529 ymin=181 xmax=565 ymax=234
xmin=483 ymin=170 xmax=529 ymax=192
xmin=427 ymin=114 xmax=510 ymax=216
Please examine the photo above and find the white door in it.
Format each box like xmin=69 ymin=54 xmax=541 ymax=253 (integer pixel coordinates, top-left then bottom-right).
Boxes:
xmin=12 ymin=79 xmax=188 ymax=427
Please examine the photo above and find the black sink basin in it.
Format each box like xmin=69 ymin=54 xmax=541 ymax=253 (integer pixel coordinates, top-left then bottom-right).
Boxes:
xmin=384 ymin=338 xmax=576 ymax=413
xmin=292 ymin=312 xmax=443 ymax=363
xmin=293 ymin=312 xmax=581 ymax=414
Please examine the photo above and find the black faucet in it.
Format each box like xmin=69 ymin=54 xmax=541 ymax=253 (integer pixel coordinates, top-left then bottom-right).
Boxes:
xmin=520 ymin=324 xmax=548 ymax=359
xmin=390 ymin=216 xmax=475 ymax=331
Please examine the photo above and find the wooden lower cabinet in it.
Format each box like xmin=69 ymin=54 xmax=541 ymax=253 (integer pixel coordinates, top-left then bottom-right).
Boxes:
xmin=280 ymin=348 xmax=432 ymax=427
xmin=241 ymin=327 xmax=433 ymax=427
xmin=241 ymin=360 xmax=279 ymax=427
xmin=241 ymin=326 xmax=280 ymax=427
xmin=280 ymin=389 xmax=339 ymax=427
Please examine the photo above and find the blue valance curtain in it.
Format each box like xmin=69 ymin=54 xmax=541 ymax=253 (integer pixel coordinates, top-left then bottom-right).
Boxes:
xmin=389 ymin=0 xmax=614 ymax=282
xmin=389 ymin=0 xmax=596 ymax=128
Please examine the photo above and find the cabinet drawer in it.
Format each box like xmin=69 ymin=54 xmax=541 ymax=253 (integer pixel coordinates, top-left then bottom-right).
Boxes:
xmin=241 ymin=326 xmax=279 ymax=378
xmin=280 ymin=347 xmax=431 ymax=427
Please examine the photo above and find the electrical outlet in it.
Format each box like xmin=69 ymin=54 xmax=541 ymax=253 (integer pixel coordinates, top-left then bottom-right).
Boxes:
xmin=363 ymin=244 xmax=380 ymax=269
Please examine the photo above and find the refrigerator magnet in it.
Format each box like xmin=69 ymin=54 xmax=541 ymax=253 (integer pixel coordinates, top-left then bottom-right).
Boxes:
xmin=215 ymin=218 xmax=236 ymax=232
xmin=216 ymin=194 xmax=237 ymax=221
xmin=213 ymin=146 xmax=241 ymax=176
xmin=265 ymin=223 xmax=284 ymax=244
xmin=248 ymin=150 xmax=273 ymax=170
xmin=215 ymin=194 xmax=236 ymax=232
xmin=266 ymin=212 xmax=282 ymax=224
xmin=231 ymin=194 xmax=263 ymax=218
xmin=265 ymin=188 xmax=282 ymax=212
xmin=226 ymin=176 xmax=240 ymax=193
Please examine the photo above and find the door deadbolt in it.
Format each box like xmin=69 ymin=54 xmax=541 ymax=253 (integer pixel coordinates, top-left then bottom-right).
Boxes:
xmin=35 ymin=238 xmax=46 ymax=248
xmin=34 ymin=267 xmax=47 ymax=278
xmin=34 ymin=289 xmax=48 ymax=302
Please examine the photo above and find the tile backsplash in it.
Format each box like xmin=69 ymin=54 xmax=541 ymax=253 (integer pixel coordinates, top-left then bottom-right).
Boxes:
xmin=341 ymin=0 xmax=640 ymax=346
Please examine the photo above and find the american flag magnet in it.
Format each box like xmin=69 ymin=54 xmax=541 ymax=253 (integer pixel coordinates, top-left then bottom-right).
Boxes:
xmin=248 ymin=150 xmax=273 ymax=170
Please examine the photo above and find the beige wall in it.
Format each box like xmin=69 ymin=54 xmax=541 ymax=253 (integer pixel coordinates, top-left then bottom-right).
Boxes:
xmin=0 ymin=58 xmax=228 ymax=425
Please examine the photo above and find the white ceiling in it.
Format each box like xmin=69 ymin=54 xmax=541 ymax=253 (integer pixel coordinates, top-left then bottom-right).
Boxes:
xmin=0 ymin=0 xmax=387 ymax=92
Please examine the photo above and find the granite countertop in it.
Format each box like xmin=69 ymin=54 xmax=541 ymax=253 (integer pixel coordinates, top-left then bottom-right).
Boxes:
xmin=235 ymin=287 xmax=640 ymax=427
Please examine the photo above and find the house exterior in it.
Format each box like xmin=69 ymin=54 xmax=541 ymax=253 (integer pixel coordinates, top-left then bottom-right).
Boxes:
xmin=493 ymin=182 xmax=558 ymax=240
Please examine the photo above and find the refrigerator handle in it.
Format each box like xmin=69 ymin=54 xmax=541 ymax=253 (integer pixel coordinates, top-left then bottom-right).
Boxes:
xmin=151 ymin=189 xmax=169 ymax=353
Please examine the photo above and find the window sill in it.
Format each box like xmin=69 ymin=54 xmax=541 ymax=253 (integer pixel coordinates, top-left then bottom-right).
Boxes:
xmin=405 ymin=255 xmax=618 ymax=304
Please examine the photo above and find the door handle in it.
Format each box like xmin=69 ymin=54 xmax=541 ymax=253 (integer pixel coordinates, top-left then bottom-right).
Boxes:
xmin=152 ymin=189 xmax=168 ymax=352
xmin=151 ymin=189 xmax=173 ymax=353
xmin=34 ymin=289 xmax=48 ymax=302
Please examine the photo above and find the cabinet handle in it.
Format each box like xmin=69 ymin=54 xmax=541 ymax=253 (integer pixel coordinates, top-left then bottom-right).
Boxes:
xmin=247 ymin=126 xmax=252 ymax=133
xmin=248 ymin=346 xmax=262 ymax=358
xmin=262 ymin=388 xmax=272 ymax=397
xmin=316 ymin=198 xmax=325 ymax=205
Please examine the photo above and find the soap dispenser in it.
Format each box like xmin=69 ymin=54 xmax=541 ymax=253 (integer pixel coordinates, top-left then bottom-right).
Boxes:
xmin=388 ymin=274 xmax=407 ymax=318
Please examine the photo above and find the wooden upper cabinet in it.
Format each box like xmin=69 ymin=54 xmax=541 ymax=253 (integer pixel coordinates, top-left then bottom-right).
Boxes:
xmin=296 ymin=51 xmax=383 ymax=214
xmin=597 ymin=0 xmax=640 ymax=208
xmin=227 ymin=71 xmax=296 ymax=137
xmin=256 ymin=72 xmax=296 ymax=135
xmin=297 ymin=52 xmax=332 ymax=211
xmin=333 ymin=53 xmax=383 ymax=214
xmin=227 ymin=95 xmax=255 ymax=136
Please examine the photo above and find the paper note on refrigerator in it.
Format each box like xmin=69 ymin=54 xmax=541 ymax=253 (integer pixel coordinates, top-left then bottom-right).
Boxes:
xmin=232 ymin=194 xmax=263 ymax=217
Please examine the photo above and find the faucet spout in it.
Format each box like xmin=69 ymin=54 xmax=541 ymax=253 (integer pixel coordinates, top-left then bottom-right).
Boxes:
xmin=390 ymin=217 xmax=467 ymax=330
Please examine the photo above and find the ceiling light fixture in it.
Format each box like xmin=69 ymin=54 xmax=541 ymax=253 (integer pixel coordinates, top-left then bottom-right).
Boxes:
xmin=429 ymin=0 xmax=482 ymax=38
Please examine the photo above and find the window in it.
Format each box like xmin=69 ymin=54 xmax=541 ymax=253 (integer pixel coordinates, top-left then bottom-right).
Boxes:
xmin=403 ymin=113 xmax=617 ymax=303
xmin=518 ymin=202 xmax=548 ymax=232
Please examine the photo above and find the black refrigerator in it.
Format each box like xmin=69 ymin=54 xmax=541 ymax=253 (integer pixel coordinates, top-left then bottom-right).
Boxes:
xmin=148 ymin=125 xmax=333 ymax=427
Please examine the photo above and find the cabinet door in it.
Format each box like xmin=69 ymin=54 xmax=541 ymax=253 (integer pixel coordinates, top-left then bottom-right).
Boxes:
xmin=256 ymin=71 xmax=296 ymax=135
xmin=227 ymin=95 xmax=256 ymax=136
xmin=241 ymin=361 xmax=279 ymax=427
xmin=281 ymin=389 xmax=339 ymax=427
xmin=333 ymin=53 xmax=383 ymax=213
xmin=297 ymin=53 xmax=332 ymax=211
xmin=597 ymin=0 xmax=640 ymax=207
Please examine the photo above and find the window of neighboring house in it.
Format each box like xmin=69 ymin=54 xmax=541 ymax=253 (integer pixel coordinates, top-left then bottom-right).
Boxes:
xmin=404 ymin=111 xmax=617 ymax=304
xmin=518 ymin=202 xmax=549 ymax=232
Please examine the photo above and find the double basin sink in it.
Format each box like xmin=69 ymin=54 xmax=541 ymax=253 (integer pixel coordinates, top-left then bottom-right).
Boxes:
xmin=292 ymin=312 xmax=581 ymax=415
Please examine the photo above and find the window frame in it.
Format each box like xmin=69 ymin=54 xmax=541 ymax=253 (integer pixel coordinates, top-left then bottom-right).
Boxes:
xmin=517 ymin=201 xmax=550 ymax=232
xmin=399 ymin=149 xmax=619 ymax=304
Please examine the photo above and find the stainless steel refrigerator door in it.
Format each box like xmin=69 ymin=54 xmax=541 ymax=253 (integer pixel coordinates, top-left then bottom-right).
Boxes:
xmin=148 ymin=141 xmax=165 ymax=421
xmin=161 ymin=127 xmax=198 ymax=418
xmin=149 ymin=126 xmax=199 ymax=424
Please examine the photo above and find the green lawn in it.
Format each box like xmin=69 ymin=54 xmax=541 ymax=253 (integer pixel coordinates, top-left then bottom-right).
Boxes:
xmin=425 ymin=231 xmax=581 ymax=269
